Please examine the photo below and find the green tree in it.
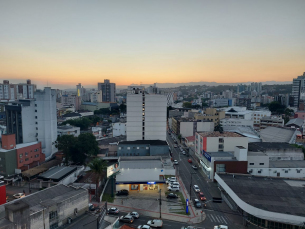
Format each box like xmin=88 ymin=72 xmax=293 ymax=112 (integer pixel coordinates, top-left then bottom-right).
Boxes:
xmin=178 ymin=134 xmax=182 ymax=143
xmin=61 ymin=117 xmax=92 ymax=130
xmin=78 ymin=133 xmax=99 ymax=156
xmin=268 ymin=101 xmax=286 ymax=114
xmin=88 ymin=158 xmax=108 ymax=198
xmin=182 ymin=102 xmax=192 ymax=108
xmin=119 ymin=103 xmax=126 ymax=113
xmin=214 ymin=123 xmax=223 ymax=133
xmin=70 ymin=146 xmax=87 ymax=165
xmin=56 ymin=135 xmax=78 ymax=165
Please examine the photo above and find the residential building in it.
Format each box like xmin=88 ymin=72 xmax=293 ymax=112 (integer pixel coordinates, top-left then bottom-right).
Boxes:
xmin=112 ymin=123 xmax=126 ymax=137
xmin=236 ymin=97 xmax=251 ymax=110
xmin=90 ymin=90 xmax=103 ymax=103
xmin=0 ymin=134 xmax=44 ymax=176
xmin=292 ymin=72 xmax=305 ymax=108
xmin=126 ymin=87 xmax=167 ymax=141
xmin=0 ymin=184 xmax=88 ymax=228
xmin=0 ymin=79 xmax=36 ymax=100
xmin=210 ymin=98 xmax=230 ymax=107
xmin=220 ymin=118 xmax=254 ymax=128
xmin=260 ymin=116 xmax=284 ymax=129
xmin=116 ymin=156 xmax=174 ymax=192
xmin=184 ymin=135 xmax=195 ymax=147
xmin=194 ymin=108 xmax=225 ymax=125
xmin=5 ymin=87 xmax=57 ymax=159
xmin=215 ymin=173 xmax=305 ymax=228
xmin=57 ymin=125 xmax=80 ymax=137
xmin=91 ymin=127 xmax=102 ymax=139
xmin=117 ymin=140 xmax=169 ymax=157
xmin=98 ymin=79 xmax=116 ymax=102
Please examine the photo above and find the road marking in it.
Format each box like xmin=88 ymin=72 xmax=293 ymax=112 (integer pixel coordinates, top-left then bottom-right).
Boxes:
xmin=210 ymin=214 xmax=216 ymax=222
xmin=220 ymin=216 xmax=228 ymax=224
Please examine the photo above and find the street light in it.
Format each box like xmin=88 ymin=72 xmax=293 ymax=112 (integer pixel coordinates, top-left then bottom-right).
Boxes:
xmin=189 ymin=172 xmax=196 ymax=201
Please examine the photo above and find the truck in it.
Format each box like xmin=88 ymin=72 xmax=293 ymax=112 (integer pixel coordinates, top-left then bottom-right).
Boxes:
xmin=210 ymin=187 xmax=222 ymax=203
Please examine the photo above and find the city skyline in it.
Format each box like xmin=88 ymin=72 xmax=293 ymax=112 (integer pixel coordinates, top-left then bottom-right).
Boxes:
xmin=1 ymin=1 xmax=305 ymax=88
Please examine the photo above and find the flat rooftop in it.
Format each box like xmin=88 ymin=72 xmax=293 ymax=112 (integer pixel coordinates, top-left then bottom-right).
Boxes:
xmin=217 ymin=173 xmax=305 ymax=217
xmin=197 ymin=131 xmax=244 ymax=138
xmin=119 ymin=140 xmax=168 ymax=145
xmin=248 ymin=142 xmax=298 ymax=152
xmin=38 ymin=166 xmax=77 ymax=181
xmin=207 ymin=152 xmax=234 ymax=158
xmin=120 ymin=160 xmax=162 ymax=169
xmin=269 ymin=160 xmax=305 ymax=168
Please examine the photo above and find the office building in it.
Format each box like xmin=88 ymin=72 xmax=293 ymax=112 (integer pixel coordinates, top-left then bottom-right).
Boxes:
xmin=98 ymin=79 xmax=116 ymax=102
xmin=0 ymin=79 xmax=36 ymax=100
xmin=292 ymin=72 xmax=305 ymax=108
xmin=126 ymin=87 xmax=167 ymax=141
xmin=5 ymin=87 xmax=57 ymax=159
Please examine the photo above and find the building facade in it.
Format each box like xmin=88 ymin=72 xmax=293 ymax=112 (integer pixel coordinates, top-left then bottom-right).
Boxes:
xmin=98 ymin=79 xmax=116 ymax=102
xmin=127 ymin=87 xmax=167 ymax=141
xmin=0 ymin=79 xmax=36 ymax=100
xmin=292 ymin=72 xmax=305 ymax=108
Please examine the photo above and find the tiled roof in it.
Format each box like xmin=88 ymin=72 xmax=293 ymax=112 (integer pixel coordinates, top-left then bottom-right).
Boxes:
xmin=197 ymin=131 xmax=244 ymax=138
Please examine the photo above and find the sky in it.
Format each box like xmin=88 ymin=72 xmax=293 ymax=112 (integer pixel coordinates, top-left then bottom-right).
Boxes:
xmin=0 ymin=0 xmax=305 ymax=89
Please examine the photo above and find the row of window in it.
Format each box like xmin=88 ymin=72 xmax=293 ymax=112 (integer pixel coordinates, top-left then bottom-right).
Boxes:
xmin=118 ymin=147 xmax=149 ymax=150
xmin=249 ymin=162 xmax=265 ymax=165
xmin=19 ymin=149 xmax=39 ymax=158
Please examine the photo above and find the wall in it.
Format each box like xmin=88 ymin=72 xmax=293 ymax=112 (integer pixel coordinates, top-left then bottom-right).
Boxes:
xmin=248 ymin=167 xmax=305 ymax=178
xmin=0 ymin=185 xmax=6 ymax=205
xmin=1 ymin=134 xmax=16 ymax=150
xmin=112 ymin=123 xmax=126 ymax=137
xmin=180 ymin=122 xmax=193 ymax=138
xmin=16 ymin=142 xmax=42 ymax=169
xmin=223 ymin=137 xmax=248 ymax=151
xmin=0 ymin=149 xmax=17 ymax=176
xmin=247 ymin=155 xmax=270 ymax=168
xmin=265 ymin=148 xmax=304 ymax=161
xmin=22 ymin=103 xmax=36 ymax=143
xmin=118 ymin=144 xmax=150 ymax=156
xmin=116 ymin=168 xmax=164 ymax=183
xmin=58 ymin=166 xmax=85 ymax=185
xmin=197 ymin=122 xmax=214 ymax=132
xmin=212 ymin=161 xmax=248 ymax=180
xmin=150 ymin=145 xmax=169 ymax=156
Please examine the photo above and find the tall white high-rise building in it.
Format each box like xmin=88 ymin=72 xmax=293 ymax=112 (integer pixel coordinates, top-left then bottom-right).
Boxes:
xmin=5 ymin=87 xmax=57 ymax=159
xmin=127 ymin=87 xmax=167 ymax=141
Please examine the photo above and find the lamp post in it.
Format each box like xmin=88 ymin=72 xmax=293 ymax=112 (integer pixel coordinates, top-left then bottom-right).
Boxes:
xmin=189 ymin=172 xmax=196 ymax=201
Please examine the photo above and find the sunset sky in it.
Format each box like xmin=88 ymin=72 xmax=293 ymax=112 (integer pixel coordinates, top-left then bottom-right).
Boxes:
xmin=0 ymin=0 xmax=305 ymax=89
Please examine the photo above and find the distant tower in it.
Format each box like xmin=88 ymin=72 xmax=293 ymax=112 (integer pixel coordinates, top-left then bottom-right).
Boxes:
xmin=97 ymin=79 xmax=116 ymax=102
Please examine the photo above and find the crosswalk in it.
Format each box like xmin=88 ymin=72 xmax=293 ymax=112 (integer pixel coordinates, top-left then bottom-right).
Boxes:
xmin=206 ymin=214 xmax=229 ymax=224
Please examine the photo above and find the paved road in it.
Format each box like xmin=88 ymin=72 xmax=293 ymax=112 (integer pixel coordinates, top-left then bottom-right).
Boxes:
xmin=167 ymin=133 xmax=245 ymax=229
xmin=114 ymin=211 xmax=194 ymax=229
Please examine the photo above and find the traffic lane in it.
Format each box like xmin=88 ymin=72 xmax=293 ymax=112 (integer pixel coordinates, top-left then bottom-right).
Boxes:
xmin=116 ymin=213 xmax=189 ymax=229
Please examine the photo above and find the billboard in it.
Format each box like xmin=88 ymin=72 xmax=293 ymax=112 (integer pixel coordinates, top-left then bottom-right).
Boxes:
xmin=107 ymin=162 xmax=120 ymax=178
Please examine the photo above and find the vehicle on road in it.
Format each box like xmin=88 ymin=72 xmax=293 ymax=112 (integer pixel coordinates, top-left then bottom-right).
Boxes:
xmin=188 ymin=158 xmax=192 ymax=163
xmin=198 ymin=192 xmax=206 ymax=201
xmin=108 ymin=207 xmax=119 ymax=214
xmin=147 ymin=219 xmax=163 ymax=228
xmin=181 ymin=226 xmax=198 ymax=229
xmin=167 ymin=193 xmax=178 ymax=199
xmin=193 ymin=185 xmax=200 ymax=192
xmin=116 ymin=189 xmax=129 ymax=196
xmin=174 ymin=144 xmax=178 ymax=148
xmin=193 ymin=199 xmax=202 ymax=208
xmin=138 ymin=225 xmax=151 ymax=229
xmin=210 ymin=187 xmax=223 ymax=203
xmin=173 ymin=160 xmax=178 ymax=165
xmin=13 ymin=193 xmax=25 ymax=199
xmin=192 ymin=165 xmax=197 ymax=169
xmin=128 ymin=211 xmax=140 ymax=218
xmin=88 ymin=203 xmax=96 ymax=211
xmin=167 ymin=185 xmax=180 ymax=191
xmin=214 ymin=225 xmax=228 ymax=229
xmin=182 ymin=151 xmax=186 ymax=155
xmin=119 ymin=215 xmax=134 ymax=223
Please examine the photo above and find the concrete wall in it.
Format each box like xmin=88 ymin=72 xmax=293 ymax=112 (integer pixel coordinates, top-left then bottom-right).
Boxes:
xmin=117 ymin=144 xmax=168 ymax=157
xmin=116 ymin=168 xmax=164 ymax=183
xmin=180 ymin=122 xmax=194 ymax=138
xmin=0 ymin=149 xmax=17 ymax=176
xmin=112 ymin=123 xmax=126 ymax=137
xmin=248 ymin=167 xmax=305 ymax=178
xmin=247 ymin=155 xmax=270 ymax=168
xmin=206 ymin=137 xmax=248 ymax=152
xmin=22 ymin=103 xmax=36 ymax=143
xmin=265 ymin=148 xmax=304 ymax=161
xmin=197 ymin=122 xmax=214 ymax=132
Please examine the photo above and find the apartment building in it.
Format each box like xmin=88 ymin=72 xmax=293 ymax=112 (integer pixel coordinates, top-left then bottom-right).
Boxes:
xmin=0 ymin=79 xmax=36 ymax=100
xmin=194 ymin=108 xmax=225 ymax=124
xmin=98 ymin=79 xmax=116 ymax=102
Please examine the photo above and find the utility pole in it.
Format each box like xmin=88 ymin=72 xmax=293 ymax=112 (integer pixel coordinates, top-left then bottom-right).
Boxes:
xmin=159 ymin=189 xmax=162 ymax=218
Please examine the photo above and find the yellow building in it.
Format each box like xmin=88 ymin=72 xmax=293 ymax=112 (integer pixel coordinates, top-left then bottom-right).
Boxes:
xmin=194 ymin=108 xmax=225 ymax=124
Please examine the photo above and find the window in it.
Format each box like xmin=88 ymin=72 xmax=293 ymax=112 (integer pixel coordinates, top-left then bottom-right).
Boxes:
xmin=19 ymin=154 xmax=23 ymax=158
xmin=137 ymin=147 xmax=139 ymax=149
xmin=49 ymin=211 xmax=58 ymax=220
xmin=297 ymin=170 xmax=301 ymax=173
xmin=35 ymin=110 xmax=37 ymax=112
xmin=36 ymin=127 xmax=38 ymax=130
xmin=258 ymin=171 xmax=261 ymax=174
xmin=259 ymin=163 xmax=264 ymax=165
xmin=35 ymin=116 xmax=37 ymax=119
xmin=219 ymin=138 xmax=224 ymax=143
xmin=35 ymin=122 xmax=38 ymax=124
xmin=249 ymin=163 xmax=254 ymax=165
xmin=35 ymin=104 xmax=37 ymax=107
xmin=118 ymin=147 xmax=121 ymax=150
xmin=146 ymin=147 xmax=149 ymax=149
xmin=35 ymin=154 xmax=39 ymax=158
xmin=127 ymin=147 xmax=130 ymax=150
xmin=19 ymin=160 xmax=23 ymax=163
xmin=25 ymin=152 xmax=28 ymax=156
xmin=25 ymin=158 xmax=29 ymax=161
xmin=285 ymin=171 xmax=288 ymax=173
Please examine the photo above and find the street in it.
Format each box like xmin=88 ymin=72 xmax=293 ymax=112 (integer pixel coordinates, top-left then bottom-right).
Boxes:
xmin=167 ymin=133 xmax=246 ymax=229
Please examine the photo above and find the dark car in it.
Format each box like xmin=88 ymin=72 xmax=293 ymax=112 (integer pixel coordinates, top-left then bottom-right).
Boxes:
xmin=193 ymin=199 xmax=202 ymax=208
xmin=119 ymin=215 xmax=134 ymax=223
xmin=116 ymin=189 xmax=129 ymax=196
xmin=108 ymin=207 xmax=119 ymax=214
xmin=167 ymin=193 xmax=178 ymax=199
xmin=198 ymin=192 xmax=206 ymax=201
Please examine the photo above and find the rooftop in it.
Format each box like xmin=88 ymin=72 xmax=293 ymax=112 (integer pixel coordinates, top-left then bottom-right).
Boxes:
xmin=269 ymin=160 xmax=305 ymax=168
xmin=120 ymin=160 xmax=162 ymax=169
xmin=217 ymin=173 xmax=305 ymax=217
xmin=197 ymin=131 xmax=244 ymax=138
xmin=248 ymin=142 xmax=297 ymax=152
xmin=286 ymin=118 xmax=304 ymax=127
xmin=38 ymin=166 xmax=77 ymax=182
xmin=222 ymin=126 xmax=260 ymax=139
xmin=260 ymin=127 xmax=296 ymax=143
xmin=119 ymin=140 xmax=168 ymax=145
xmin=0 ymin=141 xmax=39 ymax=152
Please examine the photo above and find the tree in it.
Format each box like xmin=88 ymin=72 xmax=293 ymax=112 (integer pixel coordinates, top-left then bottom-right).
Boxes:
xmin=78 ymin=133 xmax=99 ymax=156
xmin=268 ymin=101 xmax=286 ymax=114
xmin=182 ymin=102 xmax=192 ymax=108
xmin=119 ymin=103 xmax=126 ymax=113
xmin=178 ymin=134 xmax=182 ymax=143
xmin=56 ymin=135 xmax=78 ymax=165
xmin=61 ymin=117 xmax=92 ymax=130
xmin=70 ymin=146 xmax=87 ymax=165
xmin=88 ymin=158 xmax=108 ymax=198
xmin=214 ymin=123 xmax=223 ymax=133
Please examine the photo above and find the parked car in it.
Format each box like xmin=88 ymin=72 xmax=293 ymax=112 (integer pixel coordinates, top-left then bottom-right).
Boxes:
xmin=198 ymin=192 xmax=206 ymax=201
xmin=193 ymin=185 xmax=200 ymax=192
xmin=88 ymin=203 xmax=95 ymax=211
xmin=147 ymin=219 xmax=163 ymax=228
xmin=214 ymin=225 xmax=228 ymax=229
xmin=167 ymin=185 xmax=180 ymax=191
xmin=116 ymin=189 xmax=129 ymax=196
xmin=138 ymin=225 xmax=151 ymax=229
xmin=193 ymin=199 xmax=202 ymax=208
xmin=173 ymin=160 xmax=178 ymax=165
xmin=167 ymin=193 xmax=178 ymax=199
xmin=170 ymin=182 xmax=180 ymax=186
xmin=188 ymin=158 xmax=192 ymax=163
xmin=174 ymin=144 xmax=178 ymax=148
xmin=128 ymin=211 xmax=140 ymax=218
xmin=192 ymin=165 xmax=197 ymax=170
xmin=119 ymin=215 xmax=134 ymax=223
xmin=182 ymin=151 xmax=186 ymax=155
xmin=13 ymin=193 xmax=25 ymax=199
xmin=108 ymin=207 xmax=119 ymax=214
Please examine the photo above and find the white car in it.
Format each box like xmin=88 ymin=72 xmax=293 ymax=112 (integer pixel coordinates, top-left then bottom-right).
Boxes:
xmin=147 ymin=219 xmax=163 ymax=228
xmin=182 ymin=151 xmax=186 ymax=155
xmin=167 ymin=185 xmax=180 ymax=191
xmin=13 ymin=193 xmax=25 ymax=199
xmin=214 ymin=225 xmax=228 ymax=229
xmin=173 ymin=160 xmax=178 ymax=165
xmin=193 ymin=185 xmax=200 ymax=192
xmin=138 ymin=225 xmax=151 ymax=229
xmin=128 ymin=211 xmax=140 ymax=219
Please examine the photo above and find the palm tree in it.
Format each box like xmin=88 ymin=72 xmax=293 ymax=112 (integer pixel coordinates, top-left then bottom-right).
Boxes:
xmin=88 ymin=158 xmax=108 ymax=200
